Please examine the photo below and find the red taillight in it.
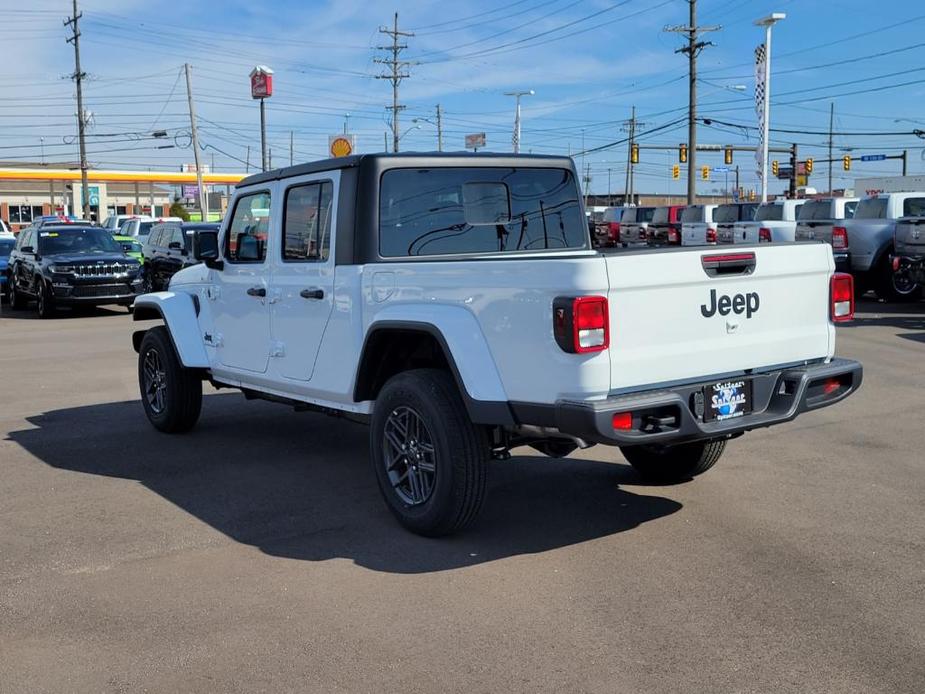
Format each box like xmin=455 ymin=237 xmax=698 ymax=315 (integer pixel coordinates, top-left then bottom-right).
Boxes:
xmin=608 ymin=221 xmax=620 ymax=242
xmin=638 ymin=229 xmax=646 ymax=240
xmin=668 ymin=228 xmax=680 ymax=244
xmin=706 ymin=227 xmax=717 ymax=244
xmin=832 ymin=226 xmax=848 ymax=250
xmin=758 ymin=227 xmax=772 ymax=242
xmin=830 ymin=272 xmax=854 ymax=323
xmin=893 ymin=256 xmax=901 ymax=272
xmin=553 ymin=296 xmax=610 ymax=353
xmin=612 ymin=412 xmax=633 ymax=430
xmin=822 ymin=378 xmax=841 ymax=395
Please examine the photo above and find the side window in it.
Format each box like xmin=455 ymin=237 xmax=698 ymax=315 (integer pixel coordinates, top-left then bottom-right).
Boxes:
xmin=282 ymin=181 xmax=334 ymax=262
xmin=171 ymin=227 xmax=185 ymax=248
xmin=148 ymin=228 xmax=161 ymax=247
xmin=225 ymin=192 xmax=271 ymax=263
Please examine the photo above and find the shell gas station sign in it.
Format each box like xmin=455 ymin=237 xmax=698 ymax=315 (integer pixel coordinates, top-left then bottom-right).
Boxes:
xmin=329 ymin=134 xmax=356 ymax=158
xmin=250 ymin=65 xmax=273 ymax=100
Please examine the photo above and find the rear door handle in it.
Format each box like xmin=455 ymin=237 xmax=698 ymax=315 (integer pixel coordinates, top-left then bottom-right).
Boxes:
xmin=246 ymin=286 xmax=266 ymax=297
xmin=300 ymin=288 xmax=324 ymax=300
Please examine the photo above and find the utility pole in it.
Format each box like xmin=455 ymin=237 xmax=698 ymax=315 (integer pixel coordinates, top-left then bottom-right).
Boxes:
xmin=64 ymin=0 xmax=90 ymax=220
xmin=666 ymin=0 xmax=720 ymax=205
xmin=436 ymin=104 xmax=443 ymax=152
xmin=245 ymin=145 xmax=250 ymax=173
xmin=902 ymin=149 xmax=908 ymax=176
xmin=184 ymin=63 xmax=208 ymax=222
xmin=375 ymin=13 xmax=414 ymax=153
xmin=789 ymin=143 xmax=798 ymax=198
xmin=607 ymin=168 xmax=612 ymax=204
xmin=290 ymin=131 xmax=294 ymax=166
xmin=622 ymin=106 xmax=643 ymax=204
xmin=260 ymin=98 xmax=268 ymax=170
xmin=827 ymin=102 xmax=834 ymax=194
xmin=505 ymin=90 xmax=534 ymax=153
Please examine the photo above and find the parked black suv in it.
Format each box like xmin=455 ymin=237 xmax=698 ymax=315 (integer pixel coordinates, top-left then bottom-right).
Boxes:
xmin=141 ymin=222 xmax=220 ymax=292
xmin=6 ymin=224 xmax=142 ymax=317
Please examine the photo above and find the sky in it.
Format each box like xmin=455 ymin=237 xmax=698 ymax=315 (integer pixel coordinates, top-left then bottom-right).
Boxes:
xmin=4 ymin=0 xmax=925 ymax=197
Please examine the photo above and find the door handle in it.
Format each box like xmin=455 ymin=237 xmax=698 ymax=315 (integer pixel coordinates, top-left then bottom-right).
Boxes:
xmin=246 ymin=286 xmax=266 ymax=298
xmin=300 ymin=288 xmax=325 ymax=300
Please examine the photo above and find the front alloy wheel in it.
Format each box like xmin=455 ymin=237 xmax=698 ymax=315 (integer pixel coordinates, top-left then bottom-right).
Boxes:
xmin=142 ymin=347 xmax=168 ymax=415
xmin=137 ymin=326 xmax=202 ymax=433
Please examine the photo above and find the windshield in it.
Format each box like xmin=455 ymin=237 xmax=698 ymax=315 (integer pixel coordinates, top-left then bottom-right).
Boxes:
xmin=798 ymin=200 xmax=832 ymax=221
xmin=379 ymin=167 xmax=588 ymax=257
xmin=37 ymin=227 xmax=122 ymax=255
xmin=0 ymin=238 xmax=14 ymax=257
xmin=855 ymin=198 xmax=888 ymax=219
xmin=755 ymin=204 xmax=784 ymax=222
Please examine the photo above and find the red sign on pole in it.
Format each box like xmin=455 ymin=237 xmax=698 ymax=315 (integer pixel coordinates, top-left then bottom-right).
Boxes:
xmin=250 ymin=65 xmax=274 ymax=100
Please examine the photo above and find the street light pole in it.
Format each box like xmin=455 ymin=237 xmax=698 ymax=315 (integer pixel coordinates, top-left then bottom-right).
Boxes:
xmin=755 ymin=12 xmax=785 ymax=203
xmin=505 ymin=89 xmax=534 ymax=153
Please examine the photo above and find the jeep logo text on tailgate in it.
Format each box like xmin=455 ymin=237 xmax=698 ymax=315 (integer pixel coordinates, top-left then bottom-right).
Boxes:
xmin=700 ymin=289 xmax=760 ymax=319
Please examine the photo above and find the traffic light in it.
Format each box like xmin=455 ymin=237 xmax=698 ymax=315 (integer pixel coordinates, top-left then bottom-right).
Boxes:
xmin=672 ymin=164 xmax=680 ymax=180
xmin=679 ymin=143 xmax=688 ymax=163
xmin=724 ymin=147 xmax=733 ymax=165
xmin=631 ymin=143 xmax=639 ymax=164
xmin=805 ymin=157 xmax=814 ymax=174
xmin=843 ymin=155 xmax=851 ymax=171
xmin=771 ymin=159 xmax=779 ymax=176
xmin=701 ymin=165 xmax=710 ymax=181
xmin=748 ymin=189 xmax=756 ymax=201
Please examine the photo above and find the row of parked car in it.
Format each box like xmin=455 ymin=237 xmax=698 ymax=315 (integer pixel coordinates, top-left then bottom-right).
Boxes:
xmin=0 ymin=214 xmax=219 ymax=317
xmin=591 ymin=191 xmax=925 ymax=301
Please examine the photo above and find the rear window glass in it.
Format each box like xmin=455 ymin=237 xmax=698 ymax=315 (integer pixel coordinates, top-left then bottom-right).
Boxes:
xmin=680 ymin=206 xmax=703 ymax=223
xmin=138 ymin=222 xmax=155 ymax=236
xmin=379 ymin=167 xmax=587 ymax=257
xmin=715 ymin=205 xmax=740 ymax=223
xmin=635 ymin=207 xmax=655 ymax=223
xmin=903 ymin=197 xmax=925 ymax=216
xmin=844 ymin=201 xmax=858 ymax=218
xmin=755 ymin=204 xmax=783 ymax=222
xmin=652 ymin=207 xmax=670 ymax=224
xmin=855 ymin=198 xmax=888 ymax=219
xmin=798 ymin=200 xmax=831 ymax=220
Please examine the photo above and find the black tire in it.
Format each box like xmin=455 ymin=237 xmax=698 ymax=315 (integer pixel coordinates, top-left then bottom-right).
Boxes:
xmin=141 ymin=268 xmax=154 ymax=294
xmin=370 ymin=369 xmax=488 ymax=537
xmin=138 ymin=326 xmax=202 ymax=433
xmin=8 ymin=275 xmax=25 ymax=311
xmin=874 ymin=254 xmax=922 ymax=302
xmin=621 ymin=439 xmax=727 ymax=483
xmin=36 ymin=281 xmax=55 ymax=319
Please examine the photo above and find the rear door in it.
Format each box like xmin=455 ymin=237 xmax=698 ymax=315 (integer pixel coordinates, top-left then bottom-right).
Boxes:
xmin=269 ymin=173 xmax=338 ymax=381
xmin=603 ymin=243 xmax=833 ymax=391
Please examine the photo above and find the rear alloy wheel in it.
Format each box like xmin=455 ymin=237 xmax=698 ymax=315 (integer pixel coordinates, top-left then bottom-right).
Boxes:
xmin=138 ymin=326 xmax=202 ymax=433
xmin=621 ymin=439 xmax=727 ymax=484
xmin=370 ymin=369 xmax=488 ymax=537
xmin=36 ymin=282 xmax=55 ymax=319
xmin=8 ymin=276 xmax=25 ymax=310
xmin=875 ymin=255 xmax=922 ymax=302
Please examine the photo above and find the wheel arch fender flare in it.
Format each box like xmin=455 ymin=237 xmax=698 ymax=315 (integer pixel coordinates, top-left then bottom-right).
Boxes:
xmin=132 ymin=291 xmax=209 ymax=368
xmin=355 ymin=305 xmax=513 ymax=425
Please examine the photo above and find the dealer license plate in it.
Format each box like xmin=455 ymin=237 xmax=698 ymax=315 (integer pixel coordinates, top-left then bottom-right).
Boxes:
xmin=703 ymin=379 xmax=753 ymax=422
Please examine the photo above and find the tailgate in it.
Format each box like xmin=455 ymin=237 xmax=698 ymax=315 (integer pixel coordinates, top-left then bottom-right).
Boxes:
xmin=795 ymin=221 xmax=834 ymax=243
xmin=895 ymin=218 xmax=925 ymax=255
xmin=603 ymin=244 xmax=834 ymax=391
xmin=732 ymin=222 xmax=757 ymax=243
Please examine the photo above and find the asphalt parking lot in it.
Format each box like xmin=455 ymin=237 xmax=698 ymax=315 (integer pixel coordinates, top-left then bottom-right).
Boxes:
xmin=1 ymin=299 xmax=923 ymax=693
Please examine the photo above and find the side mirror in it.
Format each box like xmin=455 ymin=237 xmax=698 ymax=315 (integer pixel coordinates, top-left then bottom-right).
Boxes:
xmin=168 ymin=241 xmax=183 ymax=251
xmin=193 ymin=229 xmax=223 ymax=270
xmin=21 ymin=245 xmax=34 ymax=254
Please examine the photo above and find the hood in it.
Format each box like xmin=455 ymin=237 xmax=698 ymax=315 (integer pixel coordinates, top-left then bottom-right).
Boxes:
xmin=43 ymin=252 xmax=138 ymax=266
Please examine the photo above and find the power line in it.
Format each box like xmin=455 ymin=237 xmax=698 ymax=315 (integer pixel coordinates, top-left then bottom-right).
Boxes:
xmin=374 ymin=12 xmax=414 ymax=153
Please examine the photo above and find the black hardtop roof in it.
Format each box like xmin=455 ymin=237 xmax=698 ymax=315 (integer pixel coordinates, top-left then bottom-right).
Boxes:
xmin=237 ymin=151 xmax=577 ymax=188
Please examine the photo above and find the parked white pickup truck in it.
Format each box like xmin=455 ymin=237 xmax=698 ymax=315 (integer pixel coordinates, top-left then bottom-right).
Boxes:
xmin=680 ymin=204 xmax=719 ymax=246
xmin=725 ymin=199 xmax=805 ymax=245
xmin=130 ymin=154 xmax=862 ymax=536
xmin=845 ymin=192 xmax=925 ymax=301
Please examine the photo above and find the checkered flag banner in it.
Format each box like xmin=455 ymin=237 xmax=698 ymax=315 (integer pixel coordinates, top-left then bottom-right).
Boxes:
xmin=754 ymin=42 xmax=767 ymax=178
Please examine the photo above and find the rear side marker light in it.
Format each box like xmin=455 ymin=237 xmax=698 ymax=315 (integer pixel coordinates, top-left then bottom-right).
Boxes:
xmin=553 ymin=295 xmax=610 ymax=354
xmin=612 ymin=412 xmax=633 ymax=430
xmin=832 ymin=226 xmax=848 ymax=250
xmin=830 ymin=272 xmax=854 ymax=323
xmin=758 ymin=227 xmax=772 ymax=242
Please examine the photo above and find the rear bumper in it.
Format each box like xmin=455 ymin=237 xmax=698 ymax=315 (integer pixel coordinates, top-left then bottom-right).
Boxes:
xmin=511 ymin=358 xmax=863 ymax=446
xmin=892 ymin=254 xmax=925 ymax=284
xmin=834 ymin=251 xmax=851 ymax=274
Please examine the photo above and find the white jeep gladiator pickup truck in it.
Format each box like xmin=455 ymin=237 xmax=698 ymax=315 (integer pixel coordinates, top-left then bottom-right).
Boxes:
xmin=130 ymin=153 xmax=863 ymax=536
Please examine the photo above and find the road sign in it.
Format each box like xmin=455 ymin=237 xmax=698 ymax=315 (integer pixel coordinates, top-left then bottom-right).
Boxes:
xmin=82 ymin=184 xmax=100 ymax=207
xmin=182 ymin=185 xmax=199 ymax=199
xmin=329 ymin=134 xmax=355 ymax=158
xmin=713 ymin=166 xmax=729 ymax=173
xmin=465 ymin=132 xmax=486 ymax=150
xmin=861 ymin=154 xmax=886 ymax=162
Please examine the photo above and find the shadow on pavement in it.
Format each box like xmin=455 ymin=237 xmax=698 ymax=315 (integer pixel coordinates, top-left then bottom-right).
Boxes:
xmin=845 ymin=299 xmax=925 ymax=342
xmin=7 ymin=393 xmax=681 ymax=574
xmin=0 ymin=303 xmax=129 ymax=320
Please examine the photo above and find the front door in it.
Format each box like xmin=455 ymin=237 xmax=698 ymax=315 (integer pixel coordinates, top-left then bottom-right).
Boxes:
xmin=270 ymin=174 xmax=338 ymax=381
xmin=210 ymin=189 xmax=274 ymax=374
